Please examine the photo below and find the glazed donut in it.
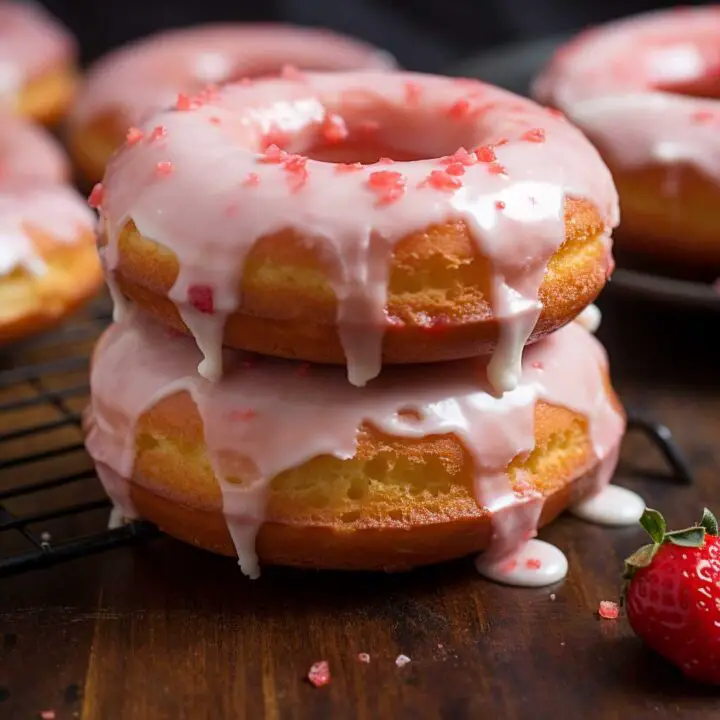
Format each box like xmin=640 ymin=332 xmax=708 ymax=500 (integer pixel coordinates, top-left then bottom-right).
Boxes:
xmin=68 ymin=24 xmax=396 ymax=184
xmin=0 ymin=181 xmax=101 ymax=344
xmin=0 ymin=1 xmax=77 ymax=125
xmin=85 ymin=309 xmax=625 ymax=576
xmin=534 ymin=7 xmax=720 ymax=272
xmin=97 ymin=71 xmax=618 ymax=394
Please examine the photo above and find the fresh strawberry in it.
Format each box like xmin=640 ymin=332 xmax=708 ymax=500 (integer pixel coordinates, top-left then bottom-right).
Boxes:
xmin=624 ymin=507 xmax=720 ymax=685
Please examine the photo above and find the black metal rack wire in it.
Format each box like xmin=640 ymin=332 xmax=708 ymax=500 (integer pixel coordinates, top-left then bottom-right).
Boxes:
xmin=0 ymin=300 xmax=696 ymax=578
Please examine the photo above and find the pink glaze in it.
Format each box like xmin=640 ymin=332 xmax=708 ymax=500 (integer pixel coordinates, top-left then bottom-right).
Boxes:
xmin=0 ymin=112 xmax=69 ymax=184
xmin=475 ymin=539 xmax=568 ymax=587
xmin=0 ymin=181 xmax=95 ymax=277
xmin=0 ymin=1 xmax=75 ymax=104
xmin=85 ymin=309 xmax=625 ymax=579
xmin=533 ymin=7 xmax=720 ymax=182
xmin=98 ymin=71 xmax=618 ymax=391
xmin=70 ymin=24 xmax=396 ymax=129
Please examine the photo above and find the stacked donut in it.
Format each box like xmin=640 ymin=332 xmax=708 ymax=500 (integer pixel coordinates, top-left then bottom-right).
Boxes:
xmin=85 ymin=70 xmax=634 ymax=583
xmin=0 ymin=3 xmax=99 ymax=344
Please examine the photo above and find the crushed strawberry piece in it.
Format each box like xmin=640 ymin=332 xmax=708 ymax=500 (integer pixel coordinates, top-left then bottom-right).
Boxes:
xmin=598 ymin=600 xmax=619 ymax=620
xmin=281 ymin=64 xmax=304 ymax=81
xmin=243 ymin=172 xmax=261 ymax=187
xmin=444 ymin=162 xmax=465 ymax=176
xmin=228 ymin=408 xmax=256 ymax=421
xmin=261 ymin=130 xmax=291 ymax=151
xmin=404 ymin=81 xmax=423 ymax=105
xmin=175 ymin=92 xmax=203 ymax=111
xmin=307 ymin=661 xmax=331 ymax=687
xmin=126 ymin=127 xmax=144 ymax=145
xmin=367 ymin=170 xmax=407 ymax=205
xmin=475 ymin=145 xmax=497 ymax=163
xmin=284 ymin=154 xmax=308 ymax=173
xmin=692 ymin=110 xmax=715 ymax=124
xmin=423 ymin=169 xmax=462 ymax=192
xmin=495 ymin=200 xmax=506 ymax=210
xmin=259 ymin=144 xmax=288 ymax=163
xmin=447 ymin=98 xmax=472 ymax=119
xmin=488 ymin=163 xmax=507 ymax=176
xmin=357 ymin=652 xmax=371 ymax=664
xmin=321 ymin=113 xmax=349 ymax=143
xmin=526 ymin=558 xmax=542 ymax=570
xmin=522 ymin=128 xmax=546 ymax=143
xmin=283 ymin=154 xmax=309 ymax=192
xmin=88 ymin=183 xmax=104 ymax=209
xmin=395 ymin=655 xmax=411 ymax=667
xmin=440 ymin=147 xmax=478 ymax=166
xmin=155 ymin=161 xmax=174 ymax=177
xmin=336 ymin=162 xmax=363 ymax=173
xmin=188 ymin=284 xmax=215 ymax=314
xmin=149 ymin=125 xmax=167 ymax=142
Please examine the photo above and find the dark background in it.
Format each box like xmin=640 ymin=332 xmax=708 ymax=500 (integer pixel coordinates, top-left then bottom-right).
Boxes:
xmin=42 ymin=0 xmax=713 ymax=72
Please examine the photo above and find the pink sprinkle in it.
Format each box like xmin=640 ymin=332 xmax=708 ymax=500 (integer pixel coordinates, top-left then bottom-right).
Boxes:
xmin=284 ymin=155 xmax=308 ymax=173
xmin=447 ymin=98 xmax=472 ymax=119
xmin=88 ymin=183 xmax=104 ymax=209
xmin=150 ymin=125 xmax=167 ymax=142
xmin=495 ymin=200 xmax=506 ymax=210
xmin=155 ymin=161 xmax=174 ymax=177
xmin=259 ymin=144 xmax=288 ymax=164
xmin=395 ymin=654 xmax=411 ymax=667
xmin=522 ymin=128 xmax=546 ymax=143
xmin=322 ymin=113 xmax=349 ymax=143
xmin=281 ymin=64 xmax=305 ymax=81
xmin=40 ymin=712 xmax=55 ymax=720
xmin=692 ymin=110 xmax=715 ymax=124
xmin=357 ymin=652 xmax=371 ymax=664
xmin=423 ymin=170 xmax=462 ymax=192
xmin=228 ymin=408 xmax=256 ymax=421
xmin=526 ymin=558 xmax=542 ymax=570
xmin=126 ymin=127 xmax=144 ymax=145
xmin=440 ymin=147 xmax=478 ymax=166
xmin=307 ymin=661 xmax=331 ymax=687
xmin=445 ymin=162 xmax=465 ymax=176
xmin=335 ymin=162 xmax=363 ymax=173
xmin=243 ymin=172 xmax=261 ymax=187
xmin=188 ymin=284 xmax=214 ymax=314
xmin=598 ymin=601 xmax=619 ymax=620
xmin=475 ymin=145 xmax=497 ymax=163
xmin=405 ymin=81 xmax=423 ymax=105
xmin=488 ymin=163 xmax=507 ymax=176
xmin=367 ymin=170 xmax=407 ymax=205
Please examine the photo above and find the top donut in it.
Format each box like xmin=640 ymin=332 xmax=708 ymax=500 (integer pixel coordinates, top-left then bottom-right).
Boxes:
xmin=96 ymin=71 xmax=619 ymax=393
xmin=68 ymin=24 xmax=396 ymax=184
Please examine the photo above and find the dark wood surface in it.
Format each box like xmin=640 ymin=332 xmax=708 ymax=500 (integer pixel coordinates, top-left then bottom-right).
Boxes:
xmin=1 ymin=291 xmax=719 ymax=720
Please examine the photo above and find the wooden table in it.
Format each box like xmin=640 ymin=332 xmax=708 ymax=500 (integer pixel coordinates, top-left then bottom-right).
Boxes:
xmin=1 ymin=292 xmax=719 ymax=720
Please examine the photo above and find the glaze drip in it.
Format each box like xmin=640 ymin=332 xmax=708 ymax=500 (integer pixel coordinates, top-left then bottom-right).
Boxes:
xmin=85 ymin=309 xmax=625 ymax=578
xmin=100 ymin=72 xmax=618 ymax=391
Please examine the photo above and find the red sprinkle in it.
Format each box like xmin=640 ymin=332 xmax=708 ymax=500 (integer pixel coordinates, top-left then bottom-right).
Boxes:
xmin=423 ymin=169 xmax=462 ymax=191
xmin=447 ymin=98 xmax=472 ymax=119
xmin=404 ymin=81 xmax=423 ymax=105
xmin=243 ymin=172 xmax=261 ymax=187
xmin=149 ymin=125 xmax=167 ymax=142
xmin=308 ymin=661 xmax=331 ymax=687
xmin=335 ymin=162 xmax=363 ymax=173
xmin=692 ymin=110 xmax=715 ymax=124
xmin=445 ymin=162 xmax=466 ymax=176
xmin=526 ymin=558 xmax=542 ymax=570
xmin=495 ymin=200 xmax=506 ymax=210
xmin=126 ymin=126 xmax=144 ymax=145
xmin=357 ymin=652 xmax=371 ymax=664
xmin=522 ymin=128 xmax=546 ymax=143
xmin=155 ymin=160 xmax=174 ymax=177
xmin=261 ymin=130 xmax=291 ymax=151
xmin=367 ymin=170 xmax=407 ymax=205
xmin=598 ymin=600 xmax=619 ymax=620
xmin=88 ymin=183 xmax=104 ymax=209
xmin=188 ymin=284 xmax=215 ymax=314
xmin=475 ymin=145 xmax=497 ymax=163
xmin=259 ymin=144 xmax=288 ymax=163
xmin=321 ymin=113 xmax=349 ymax=143
xmin=228 ymin=408 xmax=256 ymax=421
xmin=281 ymin=64 xmax=305 ymax=81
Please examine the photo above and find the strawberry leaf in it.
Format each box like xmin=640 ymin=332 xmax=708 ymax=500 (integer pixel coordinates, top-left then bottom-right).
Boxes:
xmin=639 ymin=508 xmax=666 ymax=545
xmin=666 ymin=527 xmax=706 ymax=548
xmin=623 ymin=543 xmax=658 ymax=579
xmin=700 ymin=508 xmax=719 ymax=536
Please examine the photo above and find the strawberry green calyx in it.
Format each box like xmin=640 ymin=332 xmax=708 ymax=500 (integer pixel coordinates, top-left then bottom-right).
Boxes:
xmin=623 ymin=507 xmax=718 ymax=581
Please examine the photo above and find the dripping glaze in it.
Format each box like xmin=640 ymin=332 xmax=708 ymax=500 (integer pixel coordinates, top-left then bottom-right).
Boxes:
xmin=98 ymin=71 xmax=618 ymax=392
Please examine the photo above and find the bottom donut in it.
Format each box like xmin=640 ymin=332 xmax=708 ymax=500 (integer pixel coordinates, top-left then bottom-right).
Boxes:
xmin=85 ymin=308 xmax=626 ymax=578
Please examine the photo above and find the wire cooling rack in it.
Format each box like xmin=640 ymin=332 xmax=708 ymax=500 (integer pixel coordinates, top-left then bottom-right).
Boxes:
xmin=0 ymin=299 xmax=695 ymax=577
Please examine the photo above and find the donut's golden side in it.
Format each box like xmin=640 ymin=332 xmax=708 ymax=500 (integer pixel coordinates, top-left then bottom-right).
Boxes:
xmin=0 ymin=228 xmax=103 ymax=344
xmin=15 ymin=66 xmax=77 ymax=125
xmin=608 ymin=162 xmax=720 ymax=270
xmin=67 ymin=111 xmax=124 ymax=187
xmin=107 ymin=197 xmax=609 ymax=365
xmin=114 ymin=377 xmax=623 ymax=570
